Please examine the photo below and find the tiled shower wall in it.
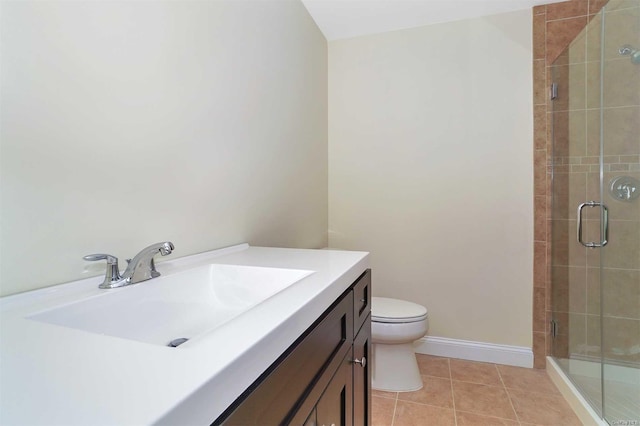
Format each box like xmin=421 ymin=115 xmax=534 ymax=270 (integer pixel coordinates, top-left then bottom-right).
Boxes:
xmin=533 ymin=0 xmax=640 ymax=369
xmin=532 ymin=0 xmax=610 ymax=369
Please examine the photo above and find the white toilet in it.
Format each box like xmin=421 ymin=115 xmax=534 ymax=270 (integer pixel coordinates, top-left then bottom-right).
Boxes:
xmin=371 ymin=297 xmax=428 ymax=392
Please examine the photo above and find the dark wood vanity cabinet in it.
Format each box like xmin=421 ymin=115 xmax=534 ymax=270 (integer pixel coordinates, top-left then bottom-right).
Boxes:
xmin=214 ymin=269 xmax=371 ymax=426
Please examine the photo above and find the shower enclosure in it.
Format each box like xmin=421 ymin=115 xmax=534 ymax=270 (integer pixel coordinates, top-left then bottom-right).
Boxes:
xmin=550 ymin=0 xmax=640 ymax=423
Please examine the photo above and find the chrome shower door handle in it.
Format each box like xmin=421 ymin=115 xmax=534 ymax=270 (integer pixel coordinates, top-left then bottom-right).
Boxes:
xmin=577 ymin=201 xmax=608 ymax=248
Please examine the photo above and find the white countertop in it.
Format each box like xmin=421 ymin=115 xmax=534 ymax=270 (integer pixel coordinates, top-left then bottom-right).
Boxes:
xmin=0 ymin=244 xmax=369 ymax=425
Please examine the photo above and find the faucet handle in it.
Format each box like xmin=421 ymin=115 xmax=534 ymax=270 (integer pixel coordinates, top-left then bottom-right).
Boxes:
xmin=83 ymin=253 xmax=123 ymax=289
xmin=83 ymin=253 xmax=118 ymax=263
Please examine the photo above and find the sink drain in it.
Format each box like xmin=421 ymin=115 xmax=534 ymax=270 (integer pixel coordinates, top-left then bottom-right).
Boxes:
xmin=167 ymin=337 xmax=189 ymax=348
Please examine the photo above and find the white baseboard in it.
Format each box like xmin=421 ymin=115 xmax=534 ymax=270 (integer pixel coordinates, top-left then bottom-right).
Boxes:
xmin=413 ymin=336 xmax=534 ymax=368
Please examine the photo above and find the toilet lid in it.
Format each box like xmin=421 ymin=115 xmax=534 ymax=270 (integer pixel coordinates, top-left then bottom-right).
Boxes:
xmin=372 ymin=297 xmax=428 ymax=323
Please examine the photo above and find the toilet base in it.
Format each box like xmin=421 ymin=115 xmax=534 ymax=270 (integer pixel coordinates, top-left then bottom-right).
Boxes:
xmin=372 ymin=342 xmax=423 ymax=392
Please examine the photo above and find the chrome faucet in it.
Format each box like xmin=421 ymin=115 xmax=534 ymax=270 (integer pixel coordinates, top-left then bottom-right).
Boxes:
xmin=83 ymin=241 xmax=175 ymax=289
xmin=124 ymin=241 xmax=174 ymax=284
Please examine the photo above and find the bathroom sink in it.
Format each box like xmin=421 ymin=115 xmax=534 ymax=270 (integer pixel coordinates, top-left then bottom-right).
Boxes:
xmin=28 ymin=264 xmax=314 ymax=347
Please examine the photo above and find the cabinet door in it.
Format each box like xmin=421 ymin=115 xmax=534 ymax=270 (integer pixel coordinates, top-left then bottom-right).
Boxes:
xmin=316 ymin=353 xmax=353 ymax=426
xmin=353 ymin=314 xmax=371 ymax=426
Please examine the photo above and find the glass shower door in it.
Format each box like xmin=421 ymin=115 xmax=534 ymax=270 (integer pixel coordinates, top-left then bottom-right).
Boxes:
xmin=550 ymin=17 xmax=605 ymax=415
xmin=550 ymin=0 xmax=640 ymax=423
xmin=598 ymin=0 xmax=640 ymax=423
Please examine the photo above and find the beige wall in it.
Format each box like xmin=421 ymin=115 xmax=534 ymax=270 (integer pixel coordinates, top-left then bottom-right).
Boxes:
xmin=329 ymin=10 xmax=534 ymax=347
xmin=0 ymin=0 xmax=328 ymax=296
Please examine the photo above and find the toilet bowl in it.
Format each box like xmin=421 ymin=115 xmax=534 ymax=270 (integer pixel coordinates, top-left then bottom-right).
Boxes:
xmin=371 ymin=297 xmax=428 ymax=392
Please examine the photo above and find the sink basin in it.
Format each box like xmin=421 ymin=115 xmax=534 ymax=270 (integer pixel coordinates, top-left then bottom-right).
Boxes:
xmin=28 ymin=264 xmax=314 ymax=346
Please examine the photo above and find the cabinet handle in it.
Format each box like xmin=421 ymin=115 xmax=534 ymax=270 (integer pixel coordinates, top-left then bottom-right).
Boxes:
xmin=352 ymin=357 xmax=366 ymax=368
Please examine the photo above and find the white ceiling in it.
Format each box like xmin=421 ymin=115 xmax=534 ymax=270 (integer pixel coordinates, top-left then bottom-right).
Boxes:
xmin=301 ymin=0 xmax=568 ymax=41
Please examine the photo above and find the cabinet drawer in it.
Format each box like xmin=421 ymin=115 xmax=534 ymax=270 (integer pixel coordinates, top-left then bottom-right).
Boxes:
xmin=352 ymin=269 xmax=371 ymax=336
xmin=215 ymin=292 xmax=354 ymax=425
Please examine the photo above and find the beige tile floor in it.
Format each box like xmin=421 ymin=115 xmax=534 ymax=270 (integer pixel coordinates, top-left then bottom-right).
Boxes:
xmin=372 ymin=354 xmax=582 ymax=426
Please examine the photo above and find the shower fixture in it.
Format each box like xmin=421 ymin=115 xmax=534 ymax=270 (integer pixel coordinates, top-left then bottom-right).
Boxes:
xmin=619 ymin=44 xmax=640 ymax=64
xmin=609 ymin=175 xmax=640 ymax=201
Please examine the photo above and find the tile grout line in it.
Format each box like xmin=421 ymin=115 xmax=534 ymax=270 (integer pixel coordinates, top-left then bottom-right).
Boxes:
xmin=497 ymin=364 xmax=522 ymax=425
xmin=390 ymin=391 xmax=398 ymax=426
xmin=449 ymin=378 xmax=511 ymax=388
xmin=546 ymin=14 xmax=590 ymax=23
xmin=449 ymin=358 xmax=458 ymax=426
